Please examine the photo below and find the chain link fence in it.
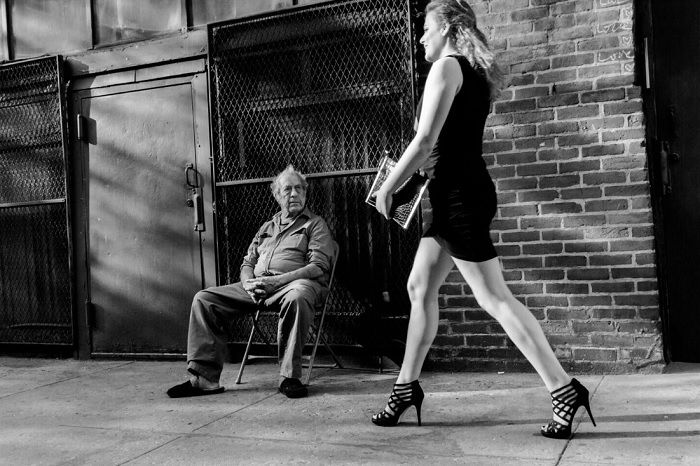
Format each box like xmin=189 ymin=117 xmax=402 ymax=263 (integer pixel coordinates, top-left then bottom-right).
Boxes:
xmin=208 ymin=0 xmax=422 ymax=348
xmin=0 ymin=57 xmax=73 ymax=345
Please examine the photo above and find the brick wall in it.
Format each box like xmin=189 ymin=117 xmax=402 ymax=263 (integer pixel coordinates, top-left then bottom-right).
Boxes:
xmin=425 ymin=0 xmax=663 ymax=373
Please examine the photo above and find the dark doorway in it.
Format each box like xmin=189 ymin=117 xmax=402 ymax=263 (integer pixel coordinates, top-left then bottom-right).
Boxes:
xmin=641 ymin=0 xmax=700 ymax=362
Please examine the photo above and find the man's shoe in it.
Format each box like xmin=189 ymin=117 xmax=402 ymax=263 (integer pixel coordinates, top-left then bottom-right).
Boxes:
xmin=279 ymin=377 xmax=308 ymax=398
xmin=167 ymin=380 xmax=225 ymax=398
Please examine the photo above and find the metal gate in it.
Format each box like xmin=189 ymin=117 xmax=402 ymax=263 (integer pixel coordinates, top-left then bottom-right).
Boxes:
xmin=0 ymin=57 xmax=73 ymax=346
xmin=208 ymin=0 xmax=422 ymax=346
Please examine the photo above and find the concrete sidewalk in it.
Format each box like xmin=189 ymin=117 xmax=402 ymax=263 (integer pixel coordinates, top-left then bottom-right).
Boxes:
xmin=1 ymin=357 xmax=698 ymax=465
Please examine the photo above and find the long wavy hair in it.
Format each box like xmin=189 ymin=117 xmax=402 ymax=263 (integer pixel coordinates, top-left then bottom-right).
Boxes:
xmin=426 ymin=0 xmax=503 ymax=100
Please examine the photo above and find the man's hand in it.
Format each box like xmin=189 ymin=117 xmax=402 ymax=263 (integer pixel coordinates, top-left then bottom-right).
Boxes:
xmin=243 ymin=275 xmax=282 ymax=301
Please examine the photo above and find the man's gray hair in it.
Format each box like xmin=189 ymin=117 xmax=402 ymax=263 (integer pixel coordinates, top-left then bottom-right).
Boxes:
xmin=270 ymin=164 xmax=308 ymax=195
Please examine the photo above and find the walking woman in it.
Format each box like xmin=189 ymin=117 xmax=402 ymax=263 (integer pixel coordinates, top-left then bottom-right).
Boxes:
xmin=371 ymin=0 xmax=596 ymax=439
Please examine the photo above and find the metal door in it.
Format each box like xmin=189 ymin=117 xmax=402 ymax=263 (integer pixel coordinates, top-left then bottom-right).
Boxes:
xmin=644 ymin=0 xmax=700 ymax=361
xmin=74 ymin=73 xmax=214 ymax=355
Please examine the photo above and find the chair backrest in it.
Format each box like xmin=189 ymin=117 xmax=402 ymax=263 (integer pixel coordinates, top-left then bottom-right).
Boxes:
xmin=317 ymin=240 xmax=340 ymax=312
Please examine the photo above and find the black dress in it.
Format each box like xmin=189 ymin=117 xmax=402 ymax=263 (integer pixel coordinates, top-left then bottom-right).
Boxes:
xmin=420 ymin=55 xmax=497 ymax=262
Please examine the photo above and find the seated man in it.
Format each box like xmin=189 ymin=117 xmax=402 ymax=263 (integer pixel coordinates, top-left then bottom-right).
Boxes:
xmin=168 ymin=165 xmax=334 ymax=399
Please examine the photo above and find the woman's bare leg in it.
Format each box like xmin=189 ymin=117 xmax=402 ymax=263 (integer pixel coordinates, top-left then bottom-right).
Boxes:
xmin=452 ymin=257 xmax=569 ymax=391
xmin=395 ymin=238 xmax=455 ymax=384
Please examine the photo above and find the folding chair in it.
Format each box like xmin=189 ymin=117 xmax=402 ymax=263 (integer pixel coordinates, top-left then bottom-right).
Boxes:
xmin=235 ymin=240 xmax=342 ymax=385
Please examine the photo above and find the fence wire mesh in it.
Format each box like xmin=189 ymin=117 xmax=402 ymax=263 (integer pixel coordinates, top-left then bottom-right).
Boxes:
xmin=0 ymin=56 xmax=72 ymax=345
xmin=209 ymin=0 xmax=422 ymax=346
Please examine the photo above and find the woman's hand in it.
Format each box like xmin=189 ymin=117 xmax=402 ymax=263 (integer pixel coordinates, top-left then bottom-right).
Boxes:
xmin=373 ymin=187 xmax=393 ymax=220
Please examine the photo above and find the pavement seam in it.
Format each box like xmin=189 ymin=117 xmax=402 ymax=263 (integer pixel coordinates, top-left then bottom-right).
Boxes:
xmin=0 ymin=361 xmax=136 ymax=400
xmin=55 ymin=424 xmax=558 ymax=463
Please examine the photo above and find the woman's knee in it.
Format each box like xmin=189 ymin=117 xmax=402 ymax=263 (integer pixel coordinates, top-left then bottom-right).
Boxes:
xmin=474 ymin=291 xmax=513 ymax=318
xmin=406 ymin=273 xmax=437 ymax=304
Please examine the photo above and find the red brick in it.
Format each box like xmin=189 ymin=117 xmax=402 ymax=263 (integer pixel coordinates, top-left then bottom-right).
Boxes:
xmin=578 ymin=63 xmax=621 ymax=78
xmin=542 ymin=229 xmax=584 ymax=240
xmin=569 ymin=295 xmax=613 ymax=306
xmin=495 ymin=99 xmax=537 ymax=113
xmin=538 ymin=93 xmax=580 ymax=108
xmin=540 ymin=174 xmax=580 ymax=188
xmin=611 ymin=267 xmax=657 ymax=279
xmin=558 ymin=133 xmax=599 ymax=146
xmin=591 ymin=308 xmax=636 ymax=319
xmin=511 ymin=59 xmax=551 ymax=74
xmin=560 ymin=187 xmax=603 ymax=199
xmin=510 ymin=33 xmax=549 ymax=47
xmin=501 ymin=230 xmax=540 ymax=242
xmin=554 ymin=81 xmax=593 ymax=93
xmin=541 ymin=202 xmax=583 ymax=214
xmin=502 ymin=257 xmax=544 ymax=269
xmin=520 ymin=216 xmax=563 ymax=229
xmin=582 ymin=143 xmax=626 ymax=157
xmin=563 ymin=214 xmax=607 ymax=227
xmin=522 ymin=242 xmax=564 ymax=255
xmin=584 ymin=199 xmax=628 ymax=212
xmin=496 ymin=151 xmax=537 ymax=165
xmin=483 ymin=140 xmax=514 ymax=153
xmin=539 ymin=121 xmax=579 ymax=135
xmin=552 ymin=26 xmax=594 ymax=41
xmin=565 ymin=241 xmax=608 ymax=253
xmin=526 ymin=296 xmax=569 ymax=307
xmin=517 ymin=163 xmax=558 ymax=176
xmin=614 ymin=294 xmax=659 ymax=306
xmin=602 ymin=128 xmax=645 ymax=142
xmin=513 ymin=110 xmax=555 ymax=124
xmin=577 ymin=36 xmax=620 ymax=51
xmin=582 ymin=172 xmax=626 ymax=185
xmin=498 ymin=177 xmax=538 ymax=190
xmin=518 ymin=190 xmax=560 ymax=203
xmin=515 ymin=137 xmax=557 ymax=150
xmin=538 ymin=148 xmax=580 ymax=161
xmin=589 ymin=254 xmax=633 ymax=265
xmin=559 ymin=160 xmax=601 ymax=173
xmin=604 ymin=100 xmax=641 ymax=115
xmin=535 ymin=69 xmax=578 ymax=84
xmin=591 ymin=282 xmax=634 ymax=293
xmin=573 ymin=348 xmax=618 ymax=361
xmin=552 ymin=53 xmax=595 ymax=68
xmin=581 ymin=88 xmax=625 ymax=103
xmin=557 ymin=104 xmax=600 ymax=120
xmin=524 ymin=269 xmax=566 ymax=280
xmin=609 ymin=239 xmax=654 ymax=252
xmin=544 ymin=255 xmax=587 ymax=267
xmin=567 ymin=268 xmax=610 ymax=280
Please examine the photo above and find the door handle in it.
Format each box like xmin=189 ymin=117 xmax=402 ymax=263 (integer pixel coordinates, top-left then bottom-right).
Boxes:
xmin=659 ymin=140 xmax=679 ymax=194
xmin=185 ymin=163 xmax=199 ymax=188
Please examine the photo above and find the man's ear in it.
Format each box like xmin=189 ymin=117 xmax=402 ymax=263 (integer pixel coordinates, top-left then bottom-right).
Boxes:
xmin=441 ymin=25 xmax=450 ymax=36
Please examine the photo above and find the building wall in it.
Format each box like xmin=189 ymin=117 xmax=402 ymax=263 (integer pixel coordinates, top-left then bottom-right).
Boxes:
xmin=425 ymin=0 xmax=662 ymax=373
xmin=3 ymin=0 xmax=663 ymax=371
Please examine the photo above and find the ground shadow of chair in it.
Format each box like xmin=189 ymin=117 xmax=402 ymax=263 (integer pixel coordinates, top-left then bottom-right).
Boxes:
xmin=234 ymin=240 xmax=342 ymax=386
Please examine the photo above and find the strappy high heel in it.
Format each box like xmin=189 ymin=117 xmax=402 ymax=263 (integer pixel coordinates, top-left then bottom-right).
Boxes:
xmin=371 ymin=380 xmax=424 ymax=427
xmin=541 ymin=378 xmax=597 ymax=439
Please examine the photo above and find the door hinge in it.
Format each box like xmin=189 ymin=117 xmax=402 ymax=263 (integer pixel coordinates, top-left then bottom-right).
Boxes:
xmin=76 ymin=114 xmax=87 ymax=141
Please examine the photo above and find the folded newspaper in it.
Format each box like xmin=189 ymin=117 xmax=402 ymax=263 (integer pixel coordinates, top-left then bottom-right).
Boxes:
xmin=365 ymin=156 xmax=429 ymax=229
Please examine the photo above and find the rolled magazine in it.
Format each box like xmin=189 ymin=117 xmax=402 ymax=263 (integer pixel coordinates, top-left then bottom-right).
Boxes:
xmin=365 ymin=156 xmax=429 ymax=229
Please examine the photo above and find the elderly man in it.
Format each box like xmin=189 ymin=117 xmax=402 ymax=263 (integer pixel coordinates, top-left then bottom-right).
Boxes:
xmin=168 ymin=165 xmax=334 ymax=399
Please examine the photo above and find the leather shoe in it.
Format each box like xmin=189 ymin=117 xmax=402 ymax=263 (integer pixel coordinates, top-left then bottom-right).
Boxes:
xmin=279 ymin=377 xmax=308 ymax=398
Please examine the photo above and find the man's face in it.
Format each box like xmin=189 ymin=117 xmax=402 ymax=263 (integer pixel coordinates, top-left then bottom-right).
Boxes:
xmin=274 ymin=174 xmax=307 ymax=217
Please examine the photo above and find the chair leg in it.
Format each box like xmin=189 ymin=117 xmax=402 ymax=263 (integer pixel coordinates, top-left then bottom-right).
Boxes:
xmin=304 ymin=321 xmax=325 ymax=385
xmin=235 ymin=310 xmax=260 ymax=385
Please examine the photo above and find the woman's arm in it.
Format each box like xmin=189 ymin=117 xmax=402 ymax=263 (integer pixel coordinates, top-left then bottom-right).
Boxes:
xmin=374 ymin=56 xmax=463 ymax=219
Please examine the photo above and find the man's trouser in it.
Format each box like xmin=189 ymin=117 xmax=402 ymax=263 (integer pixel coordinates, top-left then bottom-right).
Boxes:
xmin=187 ymin=279 xmax=322 ymax=383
